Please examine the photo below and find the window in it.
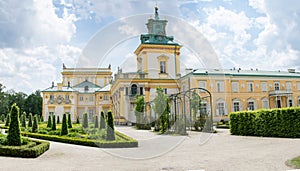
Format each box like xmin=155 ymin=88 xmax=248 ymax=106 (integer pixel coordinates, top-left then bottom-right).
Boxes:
xmin=125 ymin=87 xmax=129 ymax=95
xmin=88 ymin=110 xmax=94 ymax=121
xmin=89 ymin=96 xmax=94 ymax=102
xmin=216 ymin=102 xmax=225 ymax=116
xmin=216 ymin=81 xmax=224 ymax=92
xmin=233 ymin=102 xmax=240 ymax=112
xmin=261 ymin=82 xmax=267 ymax=92
xmin=49 ymin=112 xmax=54 ymax=115
xmin=140 ymin=87 xmax=143 ymax=95
xmin=200 ymin=103 xmax=207 ymax=115
xmin=80 ymin=96 xmax=83 ymax=101
xmin=248 ymin=101 xmax=255 ymax=110
xmin=247 ymin=82 xmax=254 ymax=92
xmin=274 ymin=82 xmax=280 ymax=90
xmin=232 ymin=82 xmax=238 ymax=92
xmin=84 ymin=86 xmax=89 ymax=91
xmin=199 ymin=81 xmax=206 ymax=92
xmin=50 ymin=95 xmax=54 ymax=101
xmin=65 ymin=95 xmax=70 ymax=100
xmin=104 ymin=95 xmax=108 ymax=100
xmin=164 ymin=88 xmax=167 ymax=94
xmin=131 ymin=84 xmax=137 ymax=95
xmin=160 ymin=61 xmax=166 ymax=73
xmin=288 ymin=99 xmax=293 ymax=107
xmin=286 ymin=82 xmax=292 ymax=90
xmin=262 ymin=98 xmax=269 ymax=109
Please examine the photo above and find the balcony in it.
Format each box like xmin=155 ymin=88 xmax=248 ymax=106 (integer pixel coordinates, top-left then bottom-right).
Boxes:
xmin=269 ymin=89 xmax=292 ymax=97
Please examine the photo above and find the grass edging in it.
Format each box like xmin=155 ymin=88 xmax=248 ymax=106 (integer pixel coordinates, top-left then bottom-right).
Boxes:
xmin=22 ymin=131 xmax=138 ymax=148
xmin=0 ymin=140 xmax=50 ymax=158
xmin=286 ymin=156 xmax=300 ymax=169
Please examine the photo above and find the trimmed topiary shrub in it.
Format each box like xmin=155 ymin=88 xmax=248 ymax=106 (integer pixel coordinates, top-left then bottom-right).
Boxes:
xmin=32 ymin=115 xmax=39 ymax=133
xmin=47 ymin=115 xmax=52 ymax=128
xmin=61 ymin=113 xmax=68 ymax=136
xmin=5 ymin=114 xmax=10 ymax=126
xmin=40 ymin=115 xmax=44 ymax=122
xmin=28 ymin=113 xmax=33 ymax=127
xmin=1 ymin=114 xmax=5 ymax=122
xmin=57 ymin=115 xmax=60 ymax=124
xmin=76 ymin=116 xmax=80 ymax=124
xmin=106 ymin=111 xmax=115 ymax=141
xmin=68 ymin=114 xmax=72 ymax=128
xmin=94 ymin=115 xmax=99 ymax=128
xmin=82 ymin=113 xmax=88 ymax=129
xmin=100 ymin=111 xmax=106 ymax=129
xmin=7 ymin=103 xmax=22 ymax=146
xmin=52 ymin=114 xmax=56 ymax=130
xmin=21 ymin=112 xmax=26 ymax=128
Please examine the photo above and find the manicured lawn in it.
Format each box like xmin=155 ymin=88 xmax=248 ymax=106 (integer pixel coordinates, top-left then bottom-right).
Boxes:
xmin=286 ymin=156 xmax=300 ymax=169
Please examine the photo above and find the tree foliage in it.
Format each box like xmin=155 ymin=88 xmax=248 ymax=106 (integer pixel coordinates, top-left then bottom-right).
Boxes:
xmin=68 ymin=114 xmax=72 ymax=128
xmin=32 ymin=115 xmax=39 ymax=133
xmin=47 ymin=115 xmax=52 ymax=128
xmin=28 ymin=113 xmax=33 ymax=127
xmin=82 ymin=113 xmax=88 ymax=129
xmin=106 ymin=111 xmax=115 ymax=140
xmin=100 ymin=111 xmax=106 ymax=129
xmin=21 ymin=112 xmax=26 ymax=128
xmin=190 ymin=90 xmax=201 ymax=130
xmin=94 ymin=115 xmax=99 ymax=128
xmin=61 ymin=113 xmax=68 ymax=136
xmin=7 ymin=103 xmax=22 ymax=146
xmin=153 ymin=88 xmax=170 ymax=133
xmin=5 ymin=113 xmax=10 ymax=126
xmin=52 ymin=114 xmax=56 ymax=130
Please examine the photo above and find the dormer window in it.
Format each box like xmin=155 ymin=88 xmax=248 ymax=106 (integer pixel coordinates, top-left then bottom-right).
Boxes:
xmin=84 ymin=86 xmax=89 ymax=91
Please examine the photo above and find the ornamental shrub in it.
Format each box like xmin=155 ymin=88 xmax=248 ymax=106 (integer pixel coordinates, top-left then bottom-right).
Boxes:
xmin=52 ymin=114 xmax=56 ymax=130
xmin=94 ymin=115 xmax=99 ymax=128
xmin=32 ymin=115 xmax=39 ymax=133
xmin=39 ymin=115 xmax=44 ymax=122
xmin=21 ymin=112 xmax=26 ymax=128
xmin=28 ymin=113 xmax=33 ymax=127
xmin=61 ymin=113 xmax=68 ymax=136
xmin=57 ymin=115 xmax=60 ymax=124
xmin=82 ymin=113 xmax=88 ymax=129
xmin=106 ymin=111 xmax=115 ymax=140
xmin=68 ymin=114 xmax=72 ymax=128
xmin=100 ymin=111 xmax=106 ymax=129
xmin=7 ymin=103 xmax=22 ymax=146
xmin=76 ymin=116 xmax=80 ymax=124
xmin=47 ymin=115 xmax=52 ymax=128
xmin=1 ymin=114 xmax=5 ymax=122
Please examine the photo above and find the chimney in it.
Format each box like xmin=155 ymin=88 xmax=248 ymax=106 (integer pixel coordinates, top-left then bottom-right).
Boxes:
xmin=288 ymin=69 xmax=296 ymax=73
xmin=57 ymin=83 xmax=63 ymax=90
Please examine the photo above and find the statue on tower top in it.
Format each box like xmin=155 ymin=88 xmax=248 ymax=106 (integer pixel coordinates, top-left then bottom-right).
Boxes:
xmin=154 ymin=5 xmax=159 ymax=20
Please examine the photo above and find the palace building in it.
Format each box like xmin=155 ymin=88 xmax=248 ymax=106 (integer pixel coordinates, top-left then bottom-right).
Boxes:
xmin=42 ymin=7 xmax=300 ymax=122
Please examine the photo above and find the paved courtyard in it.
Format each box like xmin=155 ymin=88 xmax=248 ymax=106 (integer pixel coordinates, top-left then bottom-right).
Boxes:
xmin=1 ymin=126 xmax=300 ymax=171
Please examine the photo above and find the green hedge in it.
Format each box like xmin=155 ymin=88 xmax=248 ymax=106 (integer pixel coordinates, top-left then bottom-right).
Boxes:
xmin=22 ymin=131 xmax=138 ymax=148
xmin=0 ymin=140 xmax=50 ymax=158
xmin=229 ymin=107 xmax=300 ymax=138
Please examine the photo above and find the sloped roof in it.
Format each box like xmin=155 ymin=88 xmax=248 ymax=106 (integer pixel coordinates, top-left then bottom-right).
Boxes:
xmin=42 ymin=86 xmax=77 ymax=92
xmin=97 ymin=84 xmax=111 ymax=92
xmin=73 ymin=80 xmax=101 ymax=93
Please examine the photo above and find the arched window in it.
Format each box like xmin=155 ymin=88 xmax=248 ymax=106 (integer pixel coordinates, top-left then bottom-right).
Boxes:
xmin=247 ymin=98 xmax=256 ymax=110
xmin=131 ymin=84 xmax=137 ymax=95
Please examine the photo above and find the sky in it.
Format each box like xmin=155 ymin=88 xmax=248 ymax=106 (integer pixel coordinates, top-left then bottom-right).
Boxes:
xmin=0 ymin=0 xmax=300 ymax=94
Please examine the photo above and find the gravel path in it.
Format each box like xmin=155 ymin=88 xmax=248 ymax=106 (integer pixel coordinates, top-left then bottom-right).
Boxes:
xmin=1 ymin=127 xmax=300 ymax=171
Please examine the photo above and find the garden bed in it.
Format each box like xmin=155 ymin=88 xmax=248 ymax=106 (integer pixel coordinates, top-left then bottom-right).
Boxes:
xmin=0 ymin=134 xmax=50 ymax=158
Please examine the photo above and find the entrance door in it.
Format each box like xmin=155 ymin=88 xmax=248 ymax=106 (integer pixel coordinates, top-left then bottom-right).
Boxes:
xmin=277 ymin=99 xmax=281 ymax=108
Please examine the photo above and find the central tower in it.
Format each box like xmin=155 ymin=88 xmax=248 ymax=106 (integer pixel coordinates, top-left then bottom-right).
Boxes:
xmin=134 ymin=6 xmax=182 ymax=79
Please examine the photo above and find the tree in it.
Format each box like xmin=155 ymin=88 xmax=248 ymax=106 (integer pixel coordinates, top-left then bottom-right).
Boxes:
xmin=47 ymin=115 xmax=52 ymax=128
xmin=153 ymin=88 xmax=170 ymax=133
xmin=94 ymin=115 xmax=99 ymax=128
xmin=32 ymin=115 xmax=38 ymax=133
xmin=61 ymin=113 xmax=68 ymax=136
xmin=21 ymin=112 xmax=26 ymax=128
xmin=134 ymin=95 xmax=144 ymax=129
xmin=28 ymin=113 xmax=33 ymax=127
xmin=82 ymin=113 xmax=88 ymax=129
xmin=0 ymin=114 xmax=5 ymax=122
xmin=0 ymin=84 xmax=9 ymax=115
xmin=68 ymin=114 xmax=72 ymax=128
xmin=52 ymin=114 xmax=56 ymax=130
xmin=24 ymin=90 xmax=42 ymax=116
xmin=7 ymin=103 xmax=21 ymax=146
xmin=5 ymin=113 xmax=10 ymax=126
xmin=57 ymin=115 xmax=60 ymax=124
xmin=100 ymin=111 xmax=106 ymax=129
xmin=106 ymin=111 xmax=115 ymax=140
